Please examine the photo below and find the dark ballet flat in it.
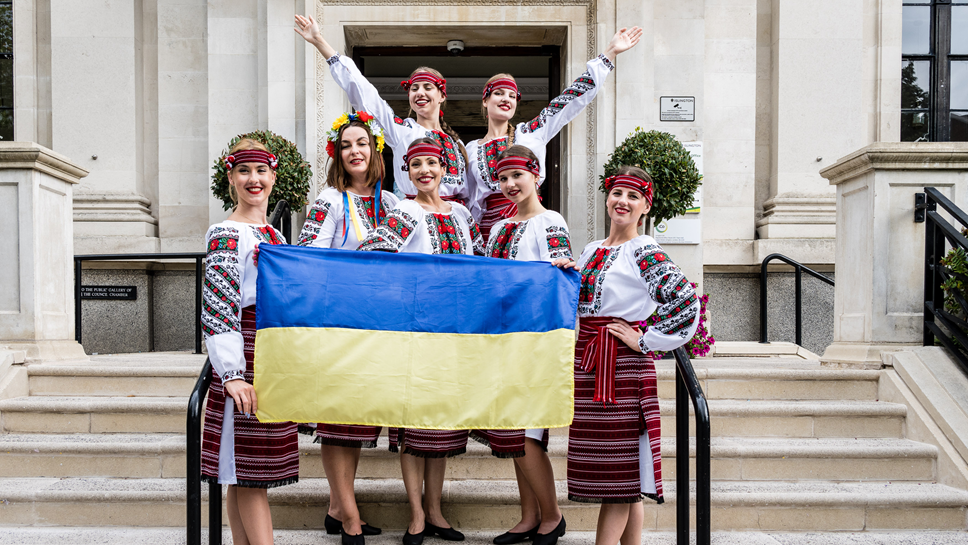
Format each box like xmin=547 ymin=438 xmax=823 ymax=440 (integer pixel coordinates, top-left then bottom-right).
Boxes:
xmin=325 ymin=514 xmax=382 ymax=536
xmin=424 ymin=522 xmax=465 ymax=541
xmin=493 ymin=524 xmax=539 ymax=544
xmin=532 ymin=517 xmax=566 ymax=545
xmin=341 ymin=529 xmax=365 ymax=545
xmin=403 ymin=529 xmax=425 ymax=545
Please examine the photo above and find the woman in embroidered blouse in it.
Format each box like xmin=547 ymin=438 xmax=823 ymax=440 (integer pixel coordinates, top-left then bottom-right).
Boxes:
xmin=358 ymin=139 xmax=483 ymax=545
xmin=295 ymin=14 xmax=470 ymax=204
xmin=296 ymin=112 xmax=395 ymax=544
xmin=200 ymin=139 xmax=298 ymax=545
xmin=567 ymin=166 xmax=699 ymax=545
xmin=472 ymin=145 xmax=571 ymax=545
xmin=466 ymin=26 xmax=642 ymax=240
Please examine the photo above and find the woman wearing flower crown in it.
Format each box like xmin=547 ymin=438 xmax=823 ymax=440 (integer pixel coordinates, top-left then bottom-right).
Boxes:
xmin=200 ymin=138 xmax=298 ymax=545
xmin=465 ymin=27 xmax=641 ymax=241
xmin=295 ymin=14 xmax=470 ymax=204
xmin=566 ymin=166 xmax=699 ymax=545
xmin=470 ymin=145 xmax=573 ymax=545
xmin=358 ymin=139 xmax=484 ymax=545
xmin=296 ymin=111 xmax=397 ymax=544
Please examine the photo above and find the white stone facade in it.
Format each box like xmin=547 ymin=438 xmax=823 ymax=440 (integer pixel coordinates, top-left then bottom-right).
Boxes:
xmin=7 ymin=0 xmax=917 ymax=297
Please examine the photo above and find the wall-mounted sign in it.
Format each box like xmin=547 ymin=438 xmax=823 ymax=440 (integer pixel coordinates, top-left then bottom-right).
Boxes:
xmin=660 ymin=96 xmax=695 ymax=122
xmin=81 ymin=286 xmax=137 ymax=300
xmin=654 ymin=216 xmax=701 ymax=245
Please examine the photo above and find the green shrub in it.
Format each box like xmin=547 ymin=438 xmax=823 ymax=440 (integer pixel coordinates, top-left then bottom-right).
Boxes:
xmin=599 ymin=129 xmax=702 ymax=226
xmin=211 ymin=130 xmax=313 ymax=212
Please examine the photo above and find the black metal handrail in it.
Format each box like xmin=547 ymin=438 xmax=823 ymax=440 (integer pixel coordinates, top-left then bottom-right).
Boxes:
xmin=917 ymin=187 xmax=968 ymax=371
xmin=759 ymin=253 xmax=835 ymax=346
xmin=73 ymin=253 xmax=205 ymax=353
xmin=673 ymin=346 xmax=710 ymax=545
xmin=187 ymin=358 xmax=222 ymax=545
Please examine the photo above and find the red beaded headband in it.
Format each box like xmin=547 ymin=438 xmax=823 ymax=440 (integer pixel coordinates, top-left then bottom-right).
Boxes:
xmin=482 ymin=78 xmax=521 ymax=101
xmin=493 ymin=155 xmax=540 ymax=180
xmin=400 ymin=72 xmax=448 ymax=98
xmin=605 ymin=174 xmax=653 ymax=206
xmin=224 ymin=149 xmax=278 ymax=170
xmin=401 ymin=142 xmax=445 ymax=171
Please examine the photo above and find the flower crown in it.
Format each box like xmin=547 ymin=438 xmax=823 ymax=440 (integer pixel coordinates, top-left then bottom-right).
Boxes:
xmin=325 ymin=111 xmax=386 ymax=159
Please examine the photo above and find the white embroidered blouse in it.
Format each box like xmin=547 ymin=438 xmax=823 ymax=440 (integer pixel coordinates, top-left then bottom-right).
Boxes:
xmin=465 ymin=55 xmax=614 ymax=220
xmin=485 ymin=210 xmax=573 ymax=263
xmin=296 ymin=187 xmax=400 ymax=250
xmin=575 ymin=235 xmax=700 ymax=354
xmin=201 ymin=220 xmax=286 ymax=383
xmin=358 ymin=199 xmax=484 ymax=256
xmin=327 ymin=54 xmax=468 ymax=201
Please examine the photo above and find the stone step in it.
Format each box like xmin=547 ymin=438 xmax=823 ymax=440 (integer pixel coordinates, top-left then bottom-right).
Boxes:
xmin=0 ymin=396 xmax=907 ymax=436
xmin=27 ymin=366 xmax=200 ymax=397
xmin=2 ymin=477 xmax=965 ymax=531
xmin=0 ymin=434 xmax=937 ymax=482
xmin=2 ymin=528 xmax=967 ymax=545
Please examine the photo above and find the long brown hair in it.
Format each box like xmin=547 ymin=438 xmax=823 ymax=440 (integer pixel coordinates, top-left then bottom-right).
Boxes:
xmin=326 ymin=120 xmax=386 ymax=193
xmin=614 ymin=165 xmax=654 ymax=227
xmin=409 ymin=66 xmax=469 ymax=166
xmin=481 ymin=73 xmax=516 ymax=147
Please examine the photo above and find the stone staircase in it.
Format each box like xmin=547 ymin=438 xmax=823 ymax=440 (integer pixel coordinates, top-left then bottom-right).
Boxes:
xmin=1 ymin=351 xmax=967 ymax=542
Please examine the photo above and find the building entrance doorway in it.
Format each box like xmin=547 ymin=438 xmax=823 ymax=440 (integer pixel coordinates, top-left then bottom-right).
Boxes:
xmin=350 ymin=45 xmax=563 ymax=212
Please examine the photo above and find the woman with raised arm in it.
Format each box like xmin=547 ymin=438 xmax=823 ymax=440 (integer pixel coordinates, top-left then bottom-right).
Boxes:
xmin=295 ymin=14 xmax=470 ymax=204
xmin=472 ymin=145 xmax=572 ymax=545
xmin=358 ymin=139 xmax=483 ymax=545
xmin=200 ymin=139 xmax=298 ymax=545
xmin=296 ymin=111 xmax=398 ymax=544
xmin=567 ymin=167 xmax=699 ymax=545
xmin=466 ymin=26 xmax=642 ymax=240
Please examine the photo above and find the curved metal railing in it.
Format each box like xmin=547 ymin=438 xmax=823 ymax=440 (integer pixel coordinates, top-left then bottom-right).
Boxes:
xmin=759 ymin=253 xmax=835 ymax=346
xmin=673 ymin=346 xmax=711 ymax=545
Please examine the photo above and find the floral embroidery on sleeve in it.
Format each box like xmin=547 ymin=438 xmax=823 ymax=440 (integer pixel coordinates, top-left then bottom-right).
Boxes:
xmin=468 ymin=216 xmax=485 ymax=256
xmin=201 ymin=226 xmax=242 ymax=339
xmin=326 ymin=54 xmax=341 ymax=66
xmin=520 ymin=70 xmax=596 ymax=134
xmin=636 ymin=244 xmax=698 ymax=338
xmin=545 ymin=225 xmax=572 ymax=260
xmin=598 ymin=53 xmax=615 ymax=71
xmin=358 ymin=208 xmax=417 ymax=252
xmin=297 ymin=199 xmax=332 ymax=246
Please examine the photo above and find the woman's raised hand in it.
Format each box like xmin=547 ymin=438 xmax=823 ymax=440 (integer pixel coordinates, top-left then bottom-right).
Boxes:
xmin=294 ymin=14 xmax=321 ymax=44
xmin=604 ymin=26 xmax=644 ymax=60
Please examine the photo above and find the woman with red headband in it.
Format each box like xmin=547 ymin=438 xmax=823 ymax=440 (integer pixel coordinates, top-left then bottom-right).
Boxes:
xmin=466 ymin=26 xmax=643 ymax=240
xmin=358 ymin=139 xmax=484 ymax=545
xmin=296 ymin=111 xmax=397 ymax=544
xmin=472 ymin=145 xmax=572 ymax=545
xmin=566 ymin=166 xmax=699 ymax=545
xmin=200 ymin=139 xmax=298 ymax=545
xmin=295 ymin=15 xmax=469 ymax=204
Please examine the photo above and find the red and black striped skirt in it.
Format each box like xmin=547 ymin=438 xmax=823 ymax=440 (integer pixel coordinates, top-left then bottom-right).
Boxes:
xmin=201 ymin=307 xmax=300 ymax=488
xmin=388 ymin=428 xmax=468 ymax=458
xmin=316 ymin=424 xmax=383 ymax=449
xmin=567 ymin=316 xmax=663 ymax=504
xmin=479 ymin=194 xmax=518 ymax=242
xmin=470 ymin=429 xmax=550 ymax=458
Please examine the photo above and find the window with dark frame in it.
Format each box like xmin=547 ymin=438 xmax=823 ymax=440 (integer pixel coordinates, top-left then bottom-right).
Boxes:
xmin=0 ymin=1 xmax=11 ymax=141
xmin=902 ymin=0 xmax=968 ymax=142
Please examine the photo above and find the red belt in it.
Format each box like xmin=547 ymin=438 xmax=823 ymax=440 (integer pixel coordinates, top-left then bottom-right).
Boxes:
xmin=578 ymin=317 xmax=621 ymax=405
xmin=406 ymin=194 xmax=467 ymax=207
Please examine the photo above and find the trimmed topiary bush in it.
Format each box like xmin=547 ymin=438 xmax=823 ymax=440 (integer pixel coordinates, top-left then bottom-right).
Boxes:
xmin=211 ymin=130 xmax=313 ymax=212
xmin=599 ymin=129 xmax=702 ymax=226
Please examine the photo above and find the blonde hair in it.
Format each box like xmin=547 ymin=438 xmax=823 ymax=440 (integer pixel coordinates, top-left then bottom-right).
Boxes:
xmin=226 ymin=138 xmax=270 ymax=206
xmin=326 ymin=120 xmax=386 ymax=193
xmin=408 ymin=66 xmax=469 ymax=166
xmin=481 ymin=73 xmax=516 ymax=147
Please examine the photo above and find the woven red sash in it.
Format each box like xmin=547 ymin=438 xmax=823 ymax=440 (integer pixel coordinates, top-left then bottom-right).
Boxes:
xmin=578 ymin=316 xmax=620 ymax=405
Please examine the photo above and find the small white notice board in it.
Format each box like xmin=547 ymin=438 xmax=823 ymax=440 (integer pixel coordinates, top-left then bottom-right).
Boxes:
xmin=660 ymin=96 xmax=695 ymax=122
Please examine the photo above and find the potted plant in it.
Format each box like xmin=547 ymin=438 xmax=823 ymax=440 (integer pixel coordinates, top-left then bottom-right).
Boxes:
xmin=211 ymin=130 xmax=313 ymax=212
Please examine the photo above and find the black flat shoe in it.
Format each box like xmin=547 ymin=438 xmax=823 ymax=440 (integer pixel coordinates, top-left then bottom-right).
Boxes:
xmin=403 ymin=529 xmax=425 ymax=545
xmin=532 ymin=517 xmax=566 ymax=545
xmin=425 ymin=523 xmax=464 ymax=541
xmin=325 ymin=514 xmax=382 ymax=536
xmin=493 ymin=524 xmax=539 ymax=544
xmin=341 ymin=529 xmax=365 ymax=545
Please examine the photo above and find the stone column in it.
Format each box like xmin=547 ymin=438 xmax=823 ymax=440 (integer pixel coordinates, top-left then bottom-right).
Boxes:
xmin=0 ymin=143 xmax=89 ymax=361
xmin=820 ymin=143 xmax=968 ymax=368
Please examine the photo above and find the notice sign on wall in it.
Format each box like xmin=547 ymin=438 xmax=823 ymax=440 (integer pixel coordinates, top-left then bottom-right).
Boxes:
xmin=660 ymin=96 xmax=695 ymax=122
xmin=81 ymin=286 xmax=137 ymax=300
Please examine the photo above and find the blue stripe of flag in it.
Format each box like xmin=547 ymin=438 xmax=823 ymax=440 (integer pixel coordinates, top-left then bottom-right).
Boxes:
xmin=256 ymin=244 xmax=580 ymax=335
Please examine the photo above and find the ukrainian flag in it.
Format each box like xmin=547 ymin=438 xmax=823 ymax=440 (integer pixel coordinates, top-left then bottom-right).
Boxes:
xmin=253 ymin=244 xmax=580 ymax=429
